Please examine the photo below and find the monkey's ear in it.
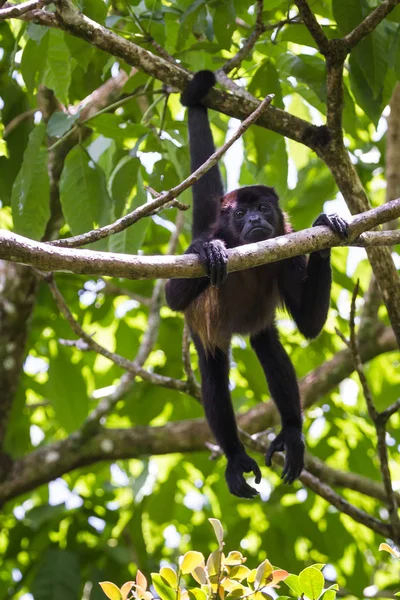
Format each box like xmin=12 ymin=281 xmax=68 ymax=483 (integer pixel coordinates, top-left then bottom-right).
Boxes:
xmin=283 ymin=211 xmax=293 ymax=234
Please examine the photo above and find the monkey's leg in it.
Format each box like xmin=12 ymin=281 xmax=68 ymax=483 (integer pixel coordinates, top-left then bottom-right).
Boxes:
xmin=250 ymin=325 xmax=304 ymax=484
xmin=193 ymin=334 xmax=261 ymax=498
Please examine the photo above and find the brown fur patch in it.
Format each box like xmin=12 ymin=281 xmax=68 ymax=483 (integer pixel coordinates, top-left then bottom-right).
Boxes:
xmin=185 ymin=287 xmax=229 ymax=352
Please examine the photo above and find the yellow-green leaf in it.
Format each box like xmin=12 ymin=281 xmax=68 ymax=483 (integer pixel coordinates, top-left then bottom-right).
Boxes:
xmin=379 ymin=543 xmax=400 ymax=558
xmin=181 ymin=551 xmax=205 ymax=575
xmin=192 ymin=566 xmax=208 ymax=585
xmin=207 ymin=550 xmax=222 ymax=578
xmin=209 ymin=519 xmax=224 ymax=547
xmin=137 ymin=571 xmax=148 ymax=591
xmin=255 ymin=560 xmax=273 ymax=589
xmin=160 ymin=567 xmax=178 ymax=588
xmin=188 ymin=588 xmax=207 ymax=600
xmin=99 ymin=581 xmax=122 ymax=600
xmin=151 ymin=574 xmax=176 ymax=600
xmin=229 ymin=565 xmax=250 ymax=581
xmin=224 ymin=551 xmax=246 ymax=566
xmin=299 ymin=567 xmax=324 ymax=600
xmin=121 ymin=582 xmax=135 ymax=600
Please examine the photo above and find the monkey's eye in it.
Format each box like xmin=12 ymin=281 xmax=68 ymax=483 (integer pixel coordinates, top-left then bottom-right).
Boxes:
xmin=258 ymin=203 xmax=270 ymax=213
xmin=234 ymin=208 xmax=245 ymax=218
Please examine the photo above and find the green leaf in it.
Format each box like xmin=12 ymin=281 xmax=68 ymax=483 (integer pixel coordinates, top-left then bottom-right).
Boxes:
xmin=181 ymin=551 xmax=205 ymax=575
xmin=320 ymin=584 xmax=339 ymax=600
xmin=21 ymin=35 xmax=49 ymax=95
xmin=46 ymin=344 xmax=89 ymax=433
xmin=47 ymin=111 xmax=79 ymax=138
xmin=31 ymin=549 xmax=81 ymax=600
xmin=108 ymin=167 xmax=149 ymax=254
xmin=60 ymin=145 xmax=111 ymax=249
xmin=298 ymin=566 xmax=325 ymax=600
xmin=99 ymin=582 xmax=123 ymax=600
xmin=284 ymin=574 xmax=302 ymax=596
xmin=213 ymin=0 xmax=235 ymax=49
xmin=188 ymin=589 xmax=207 ymax=600
xmin=206 ymin=549 xmax=222 ymax=578
xmin=11 ymin=123 xmax=50 ymax=240
xmin=42 ymin=30 xmax=71 ymax=105
xmin=159 ymin=567 xmax=177 ymax=588
xmin=151 ymin=574 xmax=176 ymax=600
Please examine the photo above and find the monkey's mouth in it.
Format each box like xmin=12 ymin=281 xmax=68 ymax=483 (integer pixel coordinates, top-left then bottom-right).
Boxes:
xmin=244 ymin=226 xmax=272 ymax=242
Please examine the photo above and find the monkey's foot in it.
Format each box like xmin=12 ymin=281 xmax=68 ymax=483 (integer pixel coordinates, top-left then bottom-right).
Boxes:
xmin=225 ymin=451 xmax=261 ymax=499
xmin=266 ymin=426 xmax=305 ymax=484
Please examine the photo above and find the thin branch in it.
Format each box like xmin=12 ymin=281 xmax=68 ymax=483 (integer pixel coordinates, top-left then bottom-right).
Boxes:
xmin=49 ymin=94 xmax=273 ymax=249
xmin=293 ymin=0 xmax=330 ymax=55
xmin=5 ymin=0 xmax=315 ymax=150
xmin=182 ymin=322 xmax=199 ymax=396
xmin=379 ymin=398 xmax=400 ymax=423
xmin=347 ymin=283 xmax=400 ymax=542
xmin=0 ymin=326 xmax=396 ymax=506
xmin=343 ymin=0 xmax=400 ymax=50
xmin=304 ymin=452 xmax=400 ymax=506
xmin=0 ymin=0 xmax=51 ymax=20
xmin=45 ymin=274 xmax=193 ymax=396
xmin=220 ymin=0 xmax=265 ymax=74
xmin=1 ymin=199 xmax=400 ymax=280
xmin=3 ymin=109 xmax=36 ymax=138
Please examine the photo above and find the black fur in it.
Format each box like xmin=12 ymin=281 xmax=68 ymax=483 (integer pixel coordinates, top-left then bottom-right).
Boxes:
xmin=165 ymin=71 xmax=348 ymax=498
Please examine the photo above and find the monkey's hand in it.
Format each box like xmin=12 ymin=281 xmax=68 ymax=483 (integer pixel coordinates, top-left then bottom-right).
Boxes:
xmin=225 ymin=451 xmax=262 ymax=499
xmin=265 ymin=426 xmax=304 ymax=484
xmin=192 ymin=239 xmax=228 ymax=288
xmin=313 ymin=213 xmax=349 ymax=257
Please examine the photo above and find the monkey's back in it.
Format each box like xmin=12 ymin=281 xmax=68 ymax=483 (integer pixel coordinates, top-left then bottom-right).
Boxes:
xmin=185 ymin=264 xmax=280 ymax=351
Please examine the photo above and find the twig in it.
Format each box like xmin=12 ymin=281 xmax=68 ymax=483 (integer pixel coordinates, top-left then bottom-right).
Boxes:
xmin=49 ymin=94 xmax=274 ymax=248
xmin=45 ymin=274 xmax=191 ymax=395
xmin=347 ymin=282 xmax=400 ymax=542
xmin=343 ymin=0 xmax=400 ymax=51
xmin=220 ymin=0 xmax=265 ymax=74
xmin=293 ymin=0 xmax=330 ymax=55
xmin=241 ymin=431 xmax=392 ymax=538
xmin=3 ymin=109 xmax=36 ymax=138
xmin=0 ymin=0 xmax=51 ymax=20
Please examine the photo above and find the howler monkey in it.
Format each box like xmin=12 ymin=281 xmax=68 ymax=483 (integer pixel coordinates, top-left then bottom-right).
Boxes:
xmin=165 ymin=71 xmax=348 ymax=499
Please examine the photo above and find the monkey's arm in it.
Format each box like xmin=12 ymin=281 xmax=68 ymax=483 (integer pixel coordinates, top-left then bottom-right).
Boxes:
xmin=165 ymin=238 xmax=228 ymax=311
xmin=279 ymin=213 xmax=348 ymax=339
xmin=182 ymin=71 xmax=224 ymax=238
xmin=250 ymin=325 xmax=304 ymax=483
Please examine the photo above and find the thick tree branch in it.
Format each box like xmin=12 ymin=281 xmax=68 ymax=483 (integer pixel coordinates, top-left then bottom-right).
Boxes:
xmin=0 ymin=199 xmax=399 ymax=280
xmin=4 ymin=0 xmax=316 ymax=149
xmin=347 ymin=284 xmax=400 ymax=542
xmin=343 ymin=0 xmax=400 ymax=51
xmin=0 ymin=324 xmax=395 ymax=506
xmin=293 ymin=0 xmax=330 ymax=55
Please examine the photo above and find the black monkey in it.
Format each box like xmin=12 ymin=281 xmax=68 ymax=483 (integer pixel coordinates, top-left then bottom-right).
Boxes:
xmin=165 ymin=71 xmax=348 ymax=498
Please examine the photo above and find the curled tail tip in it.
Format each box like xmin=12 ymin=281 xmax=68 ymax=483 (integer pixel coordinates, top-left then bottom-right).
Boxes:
xmin=181 ymin=70 xmax=216 ymax=107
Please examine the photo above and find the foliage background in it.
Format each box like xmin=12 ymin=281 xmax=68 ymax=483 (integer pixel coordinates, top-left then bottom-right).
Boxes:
xmin=0 ymin=0 xmax=399 ymax=598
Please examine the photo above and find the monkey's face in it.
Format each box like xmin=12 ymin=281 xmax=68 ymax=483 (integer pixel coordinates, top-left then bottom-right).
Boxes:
xmin=231 ymin=199 xmax=280 ymax=244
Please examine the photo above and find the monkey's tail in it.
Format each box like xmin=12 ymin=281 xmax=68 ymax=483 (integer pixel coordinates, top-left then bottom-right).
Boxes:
xmin=181 ymin=70 xmax=216 ymax=107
